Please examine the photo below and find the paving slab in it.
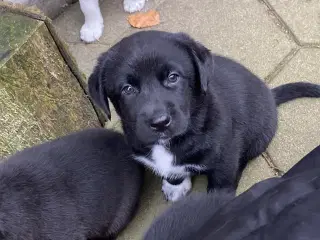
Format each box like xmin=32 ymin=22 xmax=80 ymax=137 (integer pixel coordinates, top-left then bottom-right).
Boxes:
xmin=118 ymin=171 xmax=168 ymax=240
xmin=66 ymin=42 xmax=110 ymax=77
xmin=126 ymin=0 xmax=295 ymax=78
xmin=268 ymin=0 xmax=320 ymax=44
xmin=267 ymin=48 xmax=320 ymax=172
xmin=237 ymin=156 xmax=276 ymax=195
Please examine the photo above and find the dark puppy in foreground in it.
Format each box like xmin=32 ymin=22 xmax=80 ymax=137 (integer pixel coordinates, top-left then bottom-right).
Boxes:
xmin=144 ymin=190 xmax=234 ymax=240
xmin=0 ymin=129 xmax=144 ymax=240
xmin=88 ymin=30 xmax=320 ymax=202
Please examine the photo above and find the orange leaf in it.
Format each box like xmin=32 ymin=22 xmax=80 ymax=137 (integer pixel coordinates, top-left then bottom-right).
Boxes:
xmin=127 ymin=10 xmax=160 ymax=29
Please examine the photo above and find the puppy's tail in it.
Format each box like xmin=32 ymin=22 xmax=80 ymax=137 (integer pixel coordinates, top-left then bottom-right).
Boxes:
xmin=272 ymin=82 xmax=320 ymax=106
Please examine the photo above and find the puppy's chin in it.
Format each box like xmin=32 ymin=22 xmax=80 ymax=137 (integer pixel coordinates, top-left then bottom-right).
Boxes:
xmin=135 ymin=127 xmax=188 ymax=148
xmin=157 ymin=136 xmax=171 ymax=146
xmin=123 ymin=119 xmax=189 ymax=149
xmin=135 ymin=134 xmax=169 ymax=147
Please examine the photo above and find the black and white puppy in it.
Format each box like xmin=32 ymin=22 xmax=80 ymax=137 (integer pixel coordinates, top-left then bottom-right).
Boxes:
xmin=88 ymin=30 xmax=320 ymax=202
xmin=0 ymin=129 xmax=144 ymax=240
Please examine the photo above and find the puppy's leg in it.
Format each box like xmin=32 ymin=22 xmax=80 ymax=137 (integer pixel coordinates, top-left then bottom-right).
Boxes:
xmin=162 ymin=177 xmax=192 ymax=202
xmin=206 ymin=152 xmax=241 ymax=195
xmin=79 ymin=0 xmax=104 ymax=43
xmin=123 ymin=0 xmax=146 ymax=13
xmin=207 ymin=171 xmax=237 ymax=195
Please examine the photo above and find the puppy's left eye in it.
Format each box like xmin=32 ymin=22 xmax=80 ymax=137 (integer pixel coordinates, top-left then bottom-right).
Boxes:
xmin=121 ymin=84 xmax=136 ymax=95
xmin=168 ymin=73 xmax=180 ymax=83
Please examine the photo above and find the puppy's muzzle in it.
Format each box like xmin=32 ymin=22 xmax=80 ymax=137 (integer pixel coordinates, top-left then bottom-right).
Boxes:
xmin=149 ymin=114 xmax=172 ymax=132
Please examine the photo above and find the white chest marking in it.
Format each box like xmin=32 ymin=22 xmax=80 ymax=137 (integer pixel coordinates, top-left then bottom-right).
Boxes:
xmin=134 ymin=144 xmax=205 ymax=179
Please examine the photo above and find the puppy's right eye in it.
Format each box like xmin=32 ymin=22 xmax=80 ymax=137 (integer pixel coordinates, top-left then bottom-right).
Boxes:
xmin=121 ymin=85 xmax=136 ymax=95
xmin=168 ymin=73 xmax=180 ymax=83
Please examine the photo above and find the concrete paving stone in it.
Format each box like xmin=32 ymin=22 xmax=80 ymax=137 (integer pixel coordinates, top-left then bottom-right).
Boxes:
xmin=66 ymin=42 xmax=110 ymax=77
xmin=237 ymin=156 xmax=276 ymax=195
xmin=117 ymin=171 xmax=169 ymax=240
xmin=125 ymin=0 xmax=295 ymax=78
xmin=268 ymin=0 xmax=320 ymax=43
xmin=267 ymin=48 xmax=320 ymax=172
xmin=53 ymin=2 xmax=86 ymax=43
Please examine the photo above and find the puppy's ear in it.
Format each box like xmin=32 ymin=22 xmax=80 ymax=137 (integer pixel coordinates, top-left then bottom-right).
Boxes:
xmin=170 ymin=32 xmax=214 ymax=93
xmin=88 ymin=65 xmax=111 ymax=120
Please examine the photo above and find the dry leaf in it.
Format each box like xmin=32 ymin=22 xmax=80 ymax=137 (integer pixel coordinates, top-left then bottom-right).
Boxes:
xmin=127 ymin=10 xmax=160 ymax=29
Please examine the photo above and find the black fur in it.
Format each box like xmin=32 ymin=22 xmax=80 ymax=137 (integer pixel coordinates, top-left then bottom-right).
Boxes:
xmin=144 ymin=190 xmax=235 ymax=239
xmin=0 ymin=129 xmax=144 ymax=240
xmin=88 ymin=30 xmax=320 ymax=194
xmin=273 ymin=82 xmax=320 ymax=106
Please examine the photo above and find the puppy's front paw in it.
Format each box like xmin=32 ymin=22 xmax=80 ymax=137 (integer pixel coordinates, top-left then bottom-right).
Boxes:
xmin=162 ymin=177 xmax=192 ymax=202
xmin=123 ymin=0 xmax=146 ymax=13
xmin=80 ymin=21 xmax=104 ymax=43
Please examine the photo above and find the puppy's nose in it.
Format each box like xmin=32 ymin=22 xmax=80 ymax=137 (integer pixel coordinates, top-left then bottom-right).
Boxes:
xmin=150 ymin=115 xmax=171 ymax=131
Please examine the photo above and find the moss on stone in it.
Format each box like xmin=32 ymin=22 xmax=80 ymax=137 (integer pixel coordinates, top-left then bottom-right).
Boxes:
xmin=0 ymin=6 xmax=101 ymax=157
xmin=0 ymin=12 xmax=41 ymax=65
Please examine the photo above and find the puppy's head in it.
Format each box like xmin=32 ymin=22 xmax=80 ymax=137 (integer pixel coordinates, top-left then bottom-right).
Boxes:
xmin=88 ymin=31 xmax=214 ymax=148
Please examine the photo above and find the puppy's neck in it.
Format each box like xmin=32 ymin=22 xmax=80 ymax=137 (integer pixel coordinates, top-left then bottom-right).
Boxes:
xmin=157 ymin=138 xmax=171 ymax=147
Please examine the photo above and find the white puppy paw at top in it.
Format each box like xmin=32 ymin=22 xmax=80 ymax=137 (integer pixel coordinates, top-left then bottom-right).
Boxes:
xmin=80 ymin=20 xmax=104 ymax=43
xmin=124 ymin=0 xmax=146 ymax=13
xmin=79 ymin=0 xmax=104 ymax=43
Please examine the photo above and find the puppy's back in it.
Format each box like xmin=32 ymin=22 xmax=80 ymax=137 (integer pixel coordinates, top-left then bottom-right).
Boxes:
xmin=0 ymin=128 xmax=143 ymax=240
xmin=144 ymin=191 xmax=233 ymax=240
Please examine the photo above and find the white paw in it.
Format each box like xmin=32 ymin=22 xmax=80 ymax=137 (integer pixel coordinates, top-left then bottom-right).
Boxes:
xmin=80 ymin=21 xmax=104 ymax=43
xmin=162 ymin=177 xmax=192 ymax=202
xmin=123 ymin=0 xmax=146 ymax=13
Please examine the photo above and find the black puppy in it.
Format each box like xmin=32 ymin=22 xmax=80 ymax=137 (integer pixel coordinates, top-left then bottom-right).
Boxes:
xmin=88 ymin=30 xmax=320 ymax=202
xmin=0 ymin=129 xmax=144 ymax=240
xmin=144 ymin=190 xmax=234 ymax=240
